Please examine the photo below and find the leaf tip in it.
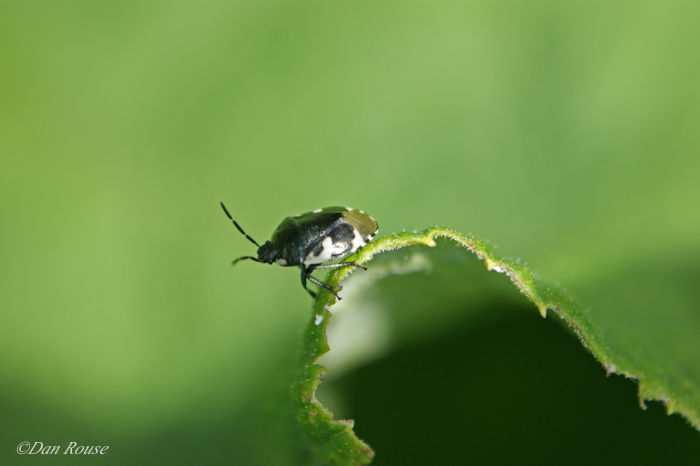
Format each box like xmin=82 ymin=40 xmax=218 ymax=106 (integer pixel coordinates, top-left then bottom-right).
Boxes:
xmin=337 ymin=419 xmax=355 ymax=428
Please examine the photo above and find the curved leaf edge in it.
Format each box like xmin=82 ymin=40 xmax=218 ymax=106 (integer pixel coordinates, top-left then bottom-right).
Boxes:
xmin=292 ymin=227 xmax=699 ymax=465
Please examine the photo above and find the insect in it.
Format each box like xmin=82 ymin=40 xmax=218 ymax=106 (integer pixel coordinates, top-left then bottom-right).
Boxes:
xmin=220 ymin=202 xmax=379 ymax=299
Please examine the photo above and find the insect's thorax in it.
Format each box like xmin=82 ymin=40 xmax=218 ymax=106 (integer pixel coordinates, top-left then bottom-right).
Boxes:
xmin=271 ymin=218 xmax=306 ymax=266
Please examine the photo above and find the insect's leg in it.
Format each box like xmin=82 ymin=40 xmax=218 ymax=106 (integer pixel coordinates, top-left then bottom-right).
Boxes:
xmin=304 ymin=263 xmax=342 ymax=299
xmin=300 ymin=264 xmax=316 ymax=298
xmin=311 ymin=262 xmax=367 ymax=271
xmin=306 ymin=275 xmax=342 ymax=300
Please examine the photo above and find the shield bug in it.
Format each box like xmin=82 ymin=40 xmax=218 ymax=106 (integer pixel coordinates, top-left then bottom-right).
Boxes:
xmin=220 ymin=202 xmax=379 ymax=299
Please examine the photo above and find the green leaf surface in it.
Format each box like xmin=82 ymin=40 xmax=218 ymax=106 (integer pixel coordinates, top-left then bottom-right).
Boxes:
xmin=292 ymin=228 xmax=700 ymax=464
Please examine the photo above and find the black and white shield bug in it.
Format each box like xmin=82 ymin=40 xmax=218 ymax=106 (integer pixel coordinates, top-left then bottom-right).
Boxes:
xmin=220 ymin=202 xmax=379 ymax=299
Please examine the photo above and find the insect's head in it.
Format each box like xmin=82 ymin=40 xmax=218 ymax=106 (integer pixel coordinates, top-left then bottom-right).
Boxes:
xmin=256 ymin=241 xmax=276 ymax=264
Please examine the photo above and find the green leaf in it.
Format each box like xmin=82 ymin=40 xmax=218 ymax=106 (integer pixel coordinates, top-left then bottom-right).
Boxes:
xmin=292 ymin=227 xmax=700 ymax=465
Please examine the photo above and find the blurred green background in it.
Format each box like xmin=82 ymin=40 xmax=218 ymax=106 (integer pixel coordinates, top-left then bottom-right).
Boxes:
xmin=1 ymin=1 xmax=699 ymax=464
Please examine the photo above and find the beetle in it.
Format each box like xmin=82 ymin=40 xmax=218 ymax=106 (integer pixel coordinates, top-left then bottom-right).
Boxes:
xmin=220 ymin=202 xmax=379 ymax=299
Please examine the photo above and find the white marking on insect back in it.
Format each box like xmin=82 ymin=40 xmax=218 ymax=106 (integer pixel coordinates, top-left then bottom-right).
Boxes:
xmin=349 ymin=227 xmax=366 ymax=252
xmin=276 ymin=258 xmax=287 ymax=266
xmin=359 ymin=210 xmax=365 ymax=214
xmin=313 ymin=208 xmax=323 ymax=213
xmin=345 ymin=207 xmax=353 ymax=211
xmin=304 ymin=236 xmax=347 ymax=264
xmin=314 ymin=314 xmax=324 ymax=326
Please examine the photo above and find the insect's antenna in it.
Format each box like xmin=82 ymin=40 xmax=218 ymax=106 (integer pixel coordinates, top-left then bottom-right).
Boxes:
xmin=232 ymin=256 xmax=263 ymax=266
xmin=220 ymin=201 xmax=262 ymax=247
